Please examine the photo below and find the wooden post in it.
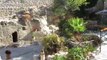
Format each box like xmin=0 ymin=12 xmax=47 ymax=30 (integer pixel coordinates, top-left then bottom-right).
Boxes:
xmin=5 ymin=50 xmax=11 ymax=60
xmin=40 ymin=49 xmax=45 ymax=60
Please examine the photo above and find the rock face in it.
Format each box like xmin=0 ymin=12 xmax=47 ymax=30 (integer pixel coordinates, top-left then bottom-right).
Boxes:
xmin=0 ymin=0 xmax=54 ymax=17
xmin=0 ymin=17 xmax=45 ymax=41
xmin=0 ymin=0 xmax=60 ymax=47
xmin=0 ymin=8 xmax=59 ymax=47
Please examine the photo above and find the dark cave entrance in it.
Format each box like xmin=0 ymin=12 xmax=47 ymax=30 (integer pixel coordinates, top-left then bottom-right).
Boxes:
xmin=12 ymin=31 xmax=18 ymax=42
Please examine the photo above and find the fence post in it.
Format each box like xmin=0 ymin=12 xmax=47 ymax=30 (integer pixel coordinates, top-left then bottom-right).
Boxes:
xmin=5 ymin=50 xmax=11 ymax=60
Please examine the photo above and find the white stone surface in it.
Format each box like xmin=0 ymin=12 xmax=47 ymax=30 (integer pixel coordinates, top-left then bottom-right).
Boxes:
xmin=94 ymin=33 xmax=107 ymax=60
xmin=35 ymin=16 xmax=52 ymax=34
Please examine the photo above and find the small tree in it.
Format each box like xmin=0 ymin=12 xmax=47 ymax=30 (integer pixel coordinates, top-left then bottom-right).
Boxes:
xmin=67 ymin=18 xmax=87 ymax=41
xmin=66 ymin=0 xmax=87 ymax=11
xmin=42 ymin=34 xmax=65 ymax=55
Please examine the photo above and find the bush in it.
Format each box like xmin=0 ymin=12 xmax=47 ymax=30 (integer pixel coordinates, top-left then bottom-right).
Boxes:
xmin=53 ymin=55 xmax=66 ymax=60
xmin=68 ymin=18 xmax=87 ymax=41
xmin=67 ymin=18 xmax=87 ymax=33
xmin=58 ymin=17 xmax=87 ymax=41
xmin=43 ymin=34 xmax=65 ymax=55
xmin=67 ymin=46 xmax=86 ymax=60
xmin=58 ymin=19 xmax=73 ymax=38
xmin=82 ymin=34 xmax=103 ymax=47
xmin=66 ymin=0 xmax=87 ymax=11
xmin=52 ymin=0 xmax=87 ymax=16
xmin=66 ymin=44 xmax=95 ymax=60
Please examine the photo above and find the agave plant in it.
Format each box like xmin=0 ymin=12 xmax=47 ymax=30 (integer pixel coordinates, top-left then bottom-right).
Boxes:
xmin=67 ymin=18 xmax=87 ymax=41
xmin=68 ymin=18 xmax=86 ymax=33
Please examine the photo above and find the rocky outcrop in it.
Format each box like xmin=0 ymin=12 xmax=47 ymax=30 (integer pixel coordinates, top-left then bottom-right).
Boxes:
xmin=0 ymin=0 xmax=54 ymax=17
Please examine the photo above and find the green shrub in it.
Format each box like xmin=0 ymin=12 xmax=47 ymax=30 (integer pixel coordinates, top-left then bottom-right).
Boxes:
xmin=53 ymin=55 xmax=66 ymax=60
xmin=52 ymin=0 xmax=87 ymax=16
xmin=82 ymin=35 xmax=102 ymax=47
xmin=67 ymin=46 xmax=86 ymax=60
xmin=67 ymin=18 xmax=86 ymax=33
xmin=58 ymin=19 xmax=73 ymax=38
xmin=66 ymin=44 xmax=95 ymax=60
xmin=59 ymin=17 xmax=87 ymax=40
xmin=43 ymin=34 xmax=65 ymax=54
xmin=67 ymin=18 xmax=87 ymax=41
xmin=66 ymin=0 xmax=87 ymax=11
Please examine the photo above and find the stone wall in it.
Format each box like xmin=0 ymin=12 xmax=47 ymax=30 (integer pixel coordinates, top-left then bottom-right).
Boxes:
xmin=0 ymin=18 xmax=32 ymax=42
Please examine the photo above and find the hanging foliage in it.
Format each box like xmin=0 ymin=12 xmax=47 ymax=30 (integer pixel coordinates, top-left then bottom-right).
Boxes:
xmin=52 ymin=0 xmax=87 ymax=16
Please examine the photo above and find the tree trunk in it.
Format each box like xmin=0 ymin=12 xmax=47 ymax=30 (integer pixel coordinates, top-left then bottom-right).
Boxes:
xmin=74 ymin=32 xmax=82 ymax=42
